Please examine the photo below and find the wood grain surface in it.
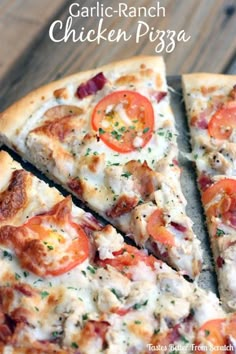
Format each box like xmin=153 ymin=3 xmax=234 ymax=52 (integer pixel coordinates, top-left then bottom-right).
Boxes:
xmin=0 ymin=0 xmax=236 ymax=111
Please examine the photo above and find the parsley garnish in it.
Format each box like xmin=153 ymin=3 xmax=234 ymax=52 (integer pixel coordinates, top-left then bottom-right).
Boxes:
xmin=87 ymin=265 xmax=96 ymax=274
xmin=143 ymin=127 xmax=150 ymax=134
xmin=41 ymin=291 xmax=49 ymax=299
xmin=133 ymin=300 xmax=148 ymax=310
xmin=99 ymin=128 xmax=105 ymax=135
xmin=15 ymin=273 xmax=21 ymax=280
xmin=121 ymin=172 xmax=132 ymax=178
xmin=71 ymin=342 xmax=79 ymax=349
xmin=205 ymin=330 xmax=210 ymax=337
xmin=111 ymin=288 xmax=122 ymax=300
xmin=3 ymin=250 xmax=12 ymax=261
xmin=82 ymin=314 xmax=88 ymax=321
xmin=216 ymin=228 xmax=225 ymax=237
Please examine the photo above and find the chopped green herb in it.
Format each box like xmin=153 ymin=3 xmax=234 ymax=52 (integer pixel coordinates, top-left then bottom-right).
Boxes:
xmin=148 ymin=147 xmax=152 ymax=153
xmin=34 ymin=307 xmax=39 ymax=312
xmin=52 ymin=331 xmax=59 ymax=337
xmin=111 ymin=130 xmax=122 ymax=140
xmin=181 ymin=335 xmax=189 ymax=343
xmin=3 ymin=250 xmax=12 ymax=261
xmin=153 ymin=329 xmax=160 ymax=335
xmin=71 ymin=342 xmax=79 ymax=349
xmin=134 ymin=320 xmax=141 ymax=324
xmin=41 ymin=291 xmax=49 ymax=299
xmin=143 ymin=127 xmax=150 ymax=134
xmin=82 ymin=313 xmax=88 ymax=321
xmin=111 ymin=288 xmax=122 ymax=300
xmin=133 ymin=300 xmax=148 ymax=310
xmin=99 ymin=128 xmax=105 ymax=135
xmin=193 ymin=154 xmax=198 ymax=160
xmin=81 ymin=270 xmax=86 ymax=277
xmin=23 ymin=271 xmax=29 ymax=278
xmin=87 ymin=265 xmax=96 ymax=274
xmin=85 ymin=148 xmax=91 ymax=156
xmin=157 ymin=131 xmax=165 ymax=136
xmin=205 ymin=329 xmax=210 ymax=337
xmin=47 ymin=245 xmax=54 ymax=251
xmin=121 ymin=172 xmax=132 ymax=178
xmin=216 ymin=228 xmax=225 ymax=237
xmin=15 ymin=273 xmax=21 ymax=280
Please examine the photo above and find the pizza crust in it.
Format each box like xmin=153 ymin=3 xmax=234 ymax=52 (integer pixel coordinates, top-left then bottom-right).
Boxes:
xmin=182 ymin=73 xmax=236 ymax=311
xmin=0 ymin=56 xmax=165 ymax=138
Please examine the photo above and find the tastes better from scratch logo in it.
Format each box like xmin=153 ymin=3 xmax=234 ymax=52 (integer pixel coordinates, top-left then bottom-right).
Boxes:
xmin=49 ymin=1 xmax=191 ymax=53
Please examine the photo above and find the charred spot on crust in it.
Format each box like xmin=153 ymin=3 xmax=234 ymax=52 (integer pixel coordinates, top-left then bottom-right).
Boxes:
xmin=0 ymin=170 xmax=28 ymax=222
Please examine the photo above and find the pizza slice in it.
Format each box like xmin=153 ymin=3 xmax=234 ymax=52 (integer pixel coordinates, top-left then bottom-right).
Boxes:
xmin=0 ymin=56 xmax=202 ymax=278
xmin=182 ymin=73 xmax=236 ymax=311
xmin=0 ymin=150 xmax=235 ymax=353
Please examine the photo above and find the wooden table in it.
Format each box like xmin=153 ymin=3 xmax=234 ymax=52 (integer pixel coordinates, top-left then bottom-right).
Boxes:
xmin=0 ymin=0 xmax=236 ymax=111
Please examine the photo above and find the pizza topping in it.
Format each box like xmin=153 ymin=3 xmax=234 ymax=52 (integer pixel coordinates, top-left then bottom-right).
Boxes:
xmin=202 ymin=179 xmax=236 ymax=229
xmin=32 ymin=105 xmax=84 ymax=142
xmin=91 ymin=91 xmax=154 ymax=153
xmin=68 ymin=177 xmax=84 ymax=200
xmin=147 ymin=209 xmax=175 ymax=247
xmin=97 ymin=244 xmax=157 ymax=278
xmin=79 ymin=320 xmax=110 ymax=351
xmin=124 ymin=160 xmax=159 ymax=200
xmin=198 ymin=173 xmax=213 ymax=192
xmin=195 ymin=319 xmax=227 ymax=353
xmin=153 ymin=91 xmax=167 ymax=103
xmin=76 ymin=72 xmax=107 ymax=99
xmin=0 ymin=170 xmax=27 ymax=222
xmin=0 ymin=197 xmax=90 ymax=277
xmin=229 ymin=85 xmax=236 ymax=100
xmin=170 ymin=221 xmax=187 ymax=232
xmin=106 ymin=195 xmax=139 ymax=218
xmin=44 ymin=105 xmax=83 ymax=119
xmin=53 ymin=88 xmax=69 ymax=100
xmin=208 ymin=101 xmax=236 ymax=140
xmin=216 ymin=256 xmax=225 ymax=268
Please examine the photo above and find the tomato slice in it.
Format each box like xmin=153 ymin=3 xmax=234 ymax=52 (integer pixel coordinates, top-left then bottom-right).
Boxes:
xmin=147 ymin=209 xmax=175 ymax=247
xmin=97 ymin=244 xmax=157 ymax=278
xmin=202 ymin=179 xmax=236 ymax=206
xmin=225 ymin=313 xmax=236 ymax=339
xmin=195 ymin=319 xmax=227 ymax=354
xmin=91 ymin=90 xmax=154 ymax=153
xmin=18 ymin=197 xmax=89 ymax=277
xmin=208 ymin=101 xmax=236 ymax=139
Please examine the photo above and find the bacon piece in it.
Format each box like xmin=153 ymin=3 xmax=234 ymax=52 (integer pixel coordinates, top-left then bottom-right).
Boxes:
xmin=198 ymin=173 xmax=213 ymax=192
xmin=106 ymin=195 xmax=139 ymax=218
xmin=14 ymin=283 xmax=35 ymax=297
xmin=0 ymin=324 xmax=12 ymax=343
xmin=0 ymin=170 xmax=27 ymax=222
xmin=125 ymin=160 xmax=159 ymax=199
xmin=216 ymin=256 xmax=225 ymax=268
xmin=153 ymin=91 xmax=167 ymax=103
xmin=68 ymin=178 xmax=84 ymax=200
xmin=11 ymin=308 xmax=30 ymax=324
xmin=170 ymin=222 xmax=187 ymax=232
xmin=76 ymin=72 xmax=107 ymax=99
xmin=81 ymin=213 xmax=103 ymax=232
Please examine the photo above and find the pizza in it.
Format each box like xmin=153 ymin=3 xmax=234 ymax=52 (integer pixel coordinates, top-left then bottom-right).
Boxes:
xmin=0 ymin=150 xmax=236 ymax=353
xmin=182 ymin=73 xmax=236 ymax=311
xmin=0 ymin=56 xmax=202 ymax=279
